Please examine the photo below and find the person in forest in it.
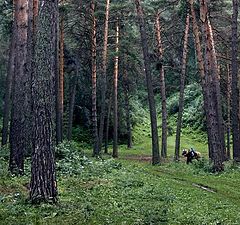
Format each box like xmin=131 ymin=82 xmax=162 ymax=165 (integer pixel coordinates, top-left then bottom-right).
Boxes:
xmin=182 ymin=148 xmax=201 ymax=164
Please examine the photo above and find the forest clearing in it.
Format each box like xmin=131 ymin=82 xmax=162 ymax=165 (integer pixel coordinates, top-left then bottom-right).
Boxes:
xmin=0 ymin=0 xmax=240 ymax=224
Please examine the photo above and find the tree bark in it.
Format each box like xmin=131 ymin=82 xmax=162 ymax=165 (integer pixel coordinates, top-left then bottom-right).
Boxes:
xmin=90 ymin=0 xmax=99 ymax=156
xmin=231 ymin=0 xmax=240 ymax=161
xmin=155 ymin=12 xmax=167 ymax=158
xmin=55 ymin=5 xmax=61 ymax=145
xmin=59 ymin=15 xmax=64 ymax=142
xmin=112 ymin=19 xmax=119 ymax=158
xmin=30 ymin=0 xmax=58 ymax=203
xmin=174 ymin=13 xmax=190 ymax=161
xmin=226 ymin=64 xmax=231 ymax=159
xmin=2 ymin=22 xmax=15 ymax=146
xmin=98 ymin=0 xmax=110 ymax=152
xmin=190 ymin=0 xmax=224 ymax=171
xmin=135 ymin=0 xmax=160 ymax=165
xmin=67 ymin=65 xmax=78 ymax=141
xmin=105 ymin=94 xmax=112 ymax=154
xmin=9 ymin=0 xmax=28 ymax=175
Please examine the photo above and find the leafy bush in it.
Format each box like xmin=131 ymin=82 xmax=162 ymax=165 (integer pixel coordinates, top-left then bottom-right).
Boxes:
xmin=167 ymin=83 xmax=205 ymax=131
xmin=191 ymin=158 xmax=214 ymax=173
xmin=0 ymin=144 xmax=9 ymax=161
xmin=71 ymin=126 xmax=92 ymax=144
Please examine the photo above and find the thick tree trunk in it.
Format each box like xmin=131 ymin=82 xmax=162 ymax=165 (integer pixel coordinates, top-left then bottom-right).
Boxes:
xmin=190 ymin=0 xmax=224 ymax=171
xmin=59 ymin=15 xmax=64 ymax=142
xmin=231 ymin=0 xmax=240 ymax=161
xmin=112 ymin=19 xmax=119 ymax=158
xmin=135 ymin=0 xmax=160 ymax=165
xmin=90 ymin=0 xmax=99 ymax=156
xmin=9 ymin=0 xmax=28 ymax=175
xmin=205 ymin=16 xmax=225 ymax=161
xmin=174 ymin=14 xmax=190 ymax=161
xmin=30 ymin=0 xmax=58 ymax=203
xmin=98 ymin=0 xmax=110 ymax=152
xmin=155 ymin=12 xmax=167 ymax=158
xmin=2 ymin=23 xmax=15 ymax=146
xmin=189 ymin=1 xmax=212 ymax=160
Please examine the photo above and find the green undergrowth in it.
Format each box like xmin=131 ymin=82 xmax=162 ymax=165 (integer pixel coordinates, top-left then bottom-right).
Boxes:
xmin=1 ymin=142 xmax=240 ymax=224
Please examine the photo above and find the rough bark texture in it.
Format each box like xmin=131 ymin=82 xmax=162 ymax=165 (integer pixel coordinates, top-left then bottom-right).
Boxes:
xmin=25 ymin=0 xmax=34 ymax=156
xmin=30 ymin=0 xmax=58 ymax=203
xmin=98 ymin=0 xmax=110 ymax=152
xmin=135 ymin=0 xmax=160 ymax=165
xmin=175 ymin=14 xmax=190 ymax=161
xmin=2 ymin=22 xmax=15 ymax=146
xmin=59 ymin=15 xmax=64 ymax=141
xmin=55 ymin=3 xmax=61 ymax=145
xmin=231 ymin=0 xmax=240 ymax=161
xmin=112 ymin=19 xmax=119 ymax=158
xmin=9 ymin=0 xmax=28 ymax=175
xmin=203 ymin=2 xmax=225 ymax=167
xmin=90 ymin=0 xmax=99 ymax=156
xmin=205 ymin=16 xmax=225 ymax=160
xmin=190 ymin=0 xmax=224 ymax=171
xmin=155 ymin=12 xmax=167 ymax=158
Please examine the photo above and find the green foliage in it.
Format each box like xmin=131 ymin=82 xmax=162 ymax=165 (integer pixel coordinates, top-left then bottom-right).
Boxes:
xmin=71 ymin=126 xmax=92 ymax=144
xmin=167 ymin=83 xmax=205 ymax=131
xmin=0 ymin=144 xmax=9 ymax=161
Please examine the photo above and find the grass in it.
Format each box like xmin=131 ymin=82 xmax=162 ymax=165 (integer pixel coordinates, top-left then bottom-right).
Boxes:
xmin=0 ymin=119 xmax=238 ymax=225
xmin=1 ymin=138 xmax=240 ymax=225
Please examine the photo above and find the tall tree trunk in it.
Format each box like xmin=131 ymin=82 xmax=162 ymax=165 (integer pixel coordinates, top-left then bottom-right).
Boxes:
xmin=202 ymin=0 xmax=225 ymax=164
xmin=190 ymin=0 xmax=224 ymax=171
xmin=112 ymin=19 xmax=119 ymax=158
xmin=174 ymin=13 xmax=190 ymax=161
xmin=226 ymin=64 xmax=231 ymax=159
xmin=123 ymin=62 xmax=132 ymax=149
xmin=189 ymin=1 xmax=212 ymax=160
xmin=9 ymin=0 xmax=28 ymax=175
xmin=2 ymin=22 xmax=15 ymax=146
xmin=90 ymin=0 xmax=99 ymax=156
xmin=155 ymin=11 xmax=167 ymax=158
xmin=55 ymin=9 xmax=61 ymax=145
xmin=105 ymin=94 xmax=112 ymax=154
xmin=59 ymin=15 xmax=64 ymax=142
xmin=24 ymin=0 xmax=34 ymax=156
xmin=30 ymin=0 xmax=58 ymax=203
xmin=67 ymin=65 xmax=78 ymax=141
xmin=135 ymin=0 xmax=160 ymax=165
xmin=98 ymin=0 xmax=110 ymax=152
xmin=231 ymin=0 xmax=240 ymax=161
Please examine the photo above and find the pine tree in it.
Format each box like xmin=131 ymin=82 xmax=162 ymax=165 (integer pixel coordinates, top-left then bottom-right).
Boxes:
xmin=135 ymin=0 xmax=160 ymax=165
xmin=30 ymin=0 xmax=58 ymax=203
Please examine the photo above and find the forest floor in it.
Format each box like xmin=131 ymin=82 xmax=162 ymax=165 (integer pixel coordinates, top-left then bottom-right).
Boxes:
xmin=1 ymin=133 xmax=240 ymax=224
